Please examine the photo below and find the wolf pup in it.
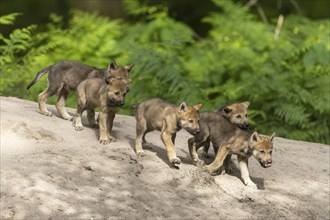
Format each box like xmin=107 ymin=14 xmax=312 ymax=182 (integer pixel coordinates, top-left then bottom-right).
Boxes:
xmin=188 ymin=112 xmax=274 ymax=189
xmin=201 ymin=101 xmax=250 ymax=159
xmin=133 ymin=98 xmax=203 ymax=165
xmin=72 ymin=78 xmax=130 ymax=144
xmin=26 ymin=60 xmax=133 ymax=120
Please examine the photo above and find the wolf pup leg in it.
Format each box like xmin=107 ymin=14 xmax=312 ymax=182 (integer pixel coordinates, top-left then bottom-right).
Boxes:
xmin=203 ymin=144 xmax=229 ymax=175
xmin=188 ymin=137 xmax=207 ymax=166
xmin=98 ymin=111 xmax=111 ymax=145
xmin=106 ymin=109 xmax=117 ymax=142
xmin=72 ymin=97 xmax=85 ymax=131
xmin=86 ymin=110 xmax=98 ymax=128
xmin=161 ymin=130 xmax=181 ymax=165
xmin=237 ymin=155 xmax=257 ymax=189
xmin=55 ymin=88 xmax=73 ymax=120
xmin=135 ymin=116 xmax=148 ymax=156
xmin=38 ymin=84 xmax=61 ymax=116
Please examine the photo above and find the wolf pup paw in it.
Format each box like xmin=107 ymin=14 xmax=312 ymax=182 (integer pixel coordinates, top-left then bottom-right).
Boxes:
xmin=62 ymin=114 xmax=73 ymax=121
xmin=107 ymin=135 xmax=116 ymax=142
xmin=39 ymin=110 xmax=52 ymax=117
xmin=136 ymin=151 xmax=146 ymax=157
xmin=99 ymin=138 xmax=111 ymax=145
xmin=245 ymin=181 xmax=258 ymax=190
xmin=203 ymin=165 xmax=218 ymax=176
xmin=170 ymin=157 xmax=181 ymax=165
xmin=66 ymin=116 xmax=74 ymax=121
xmin=194 ymin=159 xmax=205 ymax=167
xmin=74 ymin=125 xmax=84 ymax=131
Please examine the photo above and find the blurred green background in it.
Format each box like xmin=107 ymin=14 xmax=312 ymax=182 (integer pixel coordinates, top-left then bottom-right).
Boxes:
xmin=0 ymin=0 xmax=329 ymax=144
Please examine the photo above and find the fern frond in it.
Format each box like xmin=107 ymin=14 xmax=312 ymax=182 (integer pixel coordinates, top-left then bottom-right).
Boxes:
xmin=0 ymin=13 xmax=22 ymax=25
xmin=122 ymin=0 xmax=150 ymax=16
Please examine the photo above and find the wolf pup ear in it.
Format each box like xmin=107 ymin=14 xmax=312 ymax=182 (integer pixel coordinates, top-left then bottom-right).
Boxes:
xmin=269 ymin=132 xmax=276 ymax=142
xmin=108 ymin=60 xmax=117 ymax=71
xmin=241 ymin=101 xmax=250 ymax=108
xmin=250 ymin=131 xmax=261 ymax=143
xmin=223 ymin=107 xmax=233 ymax=115
xmin=125 ymin=64 xmax=134 ymax=72
xmin=179 ymin=102 xmax=188 ymax=112
xmin=193 ymin=103 xmax=203 ymax=111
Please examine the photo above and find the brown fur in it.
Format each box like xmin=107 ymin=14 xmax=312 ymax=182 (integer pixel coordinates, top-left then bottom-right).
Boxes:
xmin=134 ymin=98 xmax=203 ymax=165
xmin=188 ymin=112 xmax=275 ymax=189
xmin=26 ymin=60 xmax=133 ymax=120
xmin=202 ymin=101 xmax=250 ymax=158
xmin=72 ymin=78 xmax=130 ymax=144
xmin=217 ymin=101 xmax=250 ymax=128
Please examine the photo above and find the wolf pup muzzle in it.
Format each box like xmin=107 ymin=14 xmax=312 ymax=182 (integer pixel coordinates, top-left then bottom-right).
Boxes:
xmin=185 ymin=128 xmax=200 ymax=135
xmin=259 ymin=159 xmax=272 ymax=168
xmin=238 ymin=122 xmax=249 ymax=129
xmin=108 ymin=99 xmax=124 ymax=107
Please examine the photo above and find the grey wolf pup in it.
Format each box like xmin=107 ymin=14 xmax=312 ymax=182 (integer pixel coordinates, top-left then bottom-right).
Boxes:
xmin=188 ymin=112 xmax=275 ymax=189
xmin=133 ymin=98 xmax=203 ymax=165
xmin=26 ymin=60 xmax=133 ymax=120
xmin=72 ymin=77 xmax=130 ymax=144
xmin=201 ymin=101 xmax=250 ymax=158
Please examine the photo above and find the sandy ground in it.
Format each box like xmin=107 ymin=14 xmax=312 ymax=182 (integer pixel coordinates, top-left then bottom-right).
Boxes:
xmin=0 ymin=96 xmax=329 ymax=220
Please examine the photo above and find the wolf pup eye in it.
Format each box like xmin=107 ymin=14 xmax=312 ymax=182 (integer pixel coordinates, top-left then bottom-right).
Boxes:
xmin=236 ymin=115 xmax=241 ymax=119
xmin=188 ymin=119 xmax=194 ymax=123
xmin=245 ymin=114 xmax=248 ymax=118
xmin=114 ymin=91 xmax=120 ymax=96
xmin=259 ymin=150 xmax=265 ymax=154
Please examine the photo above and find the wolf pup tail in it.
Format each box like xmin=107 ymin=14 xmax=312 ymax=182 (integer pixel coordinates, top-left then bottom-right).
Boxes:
xmin=26 ymin=66 xmax=51 ymax=90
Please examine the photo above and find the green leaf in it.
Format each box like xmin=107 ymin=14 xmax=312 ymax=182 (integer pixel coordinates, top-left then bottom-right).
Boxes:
xmin=0 ymin=13 xmax=22 ymax=25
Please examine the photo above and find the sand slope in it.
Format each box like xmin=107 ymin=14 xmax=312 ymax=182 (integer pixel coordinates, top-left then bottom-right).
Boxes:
xmin=1 ymin=97 xmax=329 ymax=219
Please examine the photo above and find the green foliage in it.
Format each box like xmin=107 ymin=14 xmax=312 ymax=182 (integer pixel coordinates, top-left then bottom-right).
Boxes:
xmin=198 ymin=0 xmax=330 ymax=144
xmin=0 ymin=11 xmax=124 ymax=105
xmin=0 ymin=0 xmax=329 ymax=144
xmin=118 ymin=3 xmax=204 ymax=110
xmin=0 ymin=13 xmax=22 ymax=25
xmin=0 ymin=13 xmax=38 ymax=97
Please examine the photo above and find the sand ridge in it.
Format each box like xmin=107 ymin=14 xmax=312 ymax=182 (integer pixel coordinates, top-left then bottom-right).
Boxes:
xmin=1 ymin=97 xmax=329 ymax=219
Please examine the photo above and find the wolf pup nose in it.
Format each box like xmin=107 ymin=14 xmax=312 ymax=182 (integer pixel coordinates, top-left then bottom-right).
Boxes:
xmin=260 ymin=159 xmax=272 ymax=168
xmin=242 ymin=122 xmax=249 ymax=129
xmin=187 ymin=128 xmax=200 ymax=135
xmin=109 ymin=99 xmax=124 ymax=106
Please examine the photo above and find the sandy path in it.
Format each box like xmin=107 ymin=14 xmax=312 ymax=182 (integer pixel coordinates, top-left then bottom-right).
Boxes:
xmin=1 ymin=97 xmax=329 ymax=219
